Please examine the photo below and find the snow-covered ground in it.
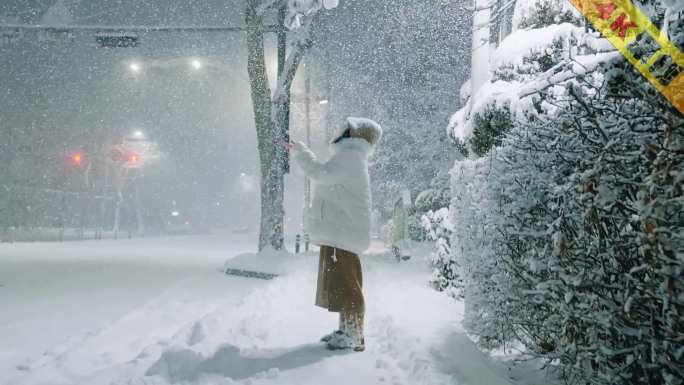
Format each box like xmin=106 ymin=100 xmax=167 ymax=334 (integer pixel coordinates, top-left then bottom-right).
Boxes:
xmin=0 ymin=232 xmax=554 ymax=385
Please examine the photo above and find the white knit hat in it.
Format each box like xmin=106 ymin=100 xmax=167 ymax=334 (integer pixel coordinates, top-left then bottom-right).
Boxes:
xmin=347 ymin=117 xmax=383 ymax=146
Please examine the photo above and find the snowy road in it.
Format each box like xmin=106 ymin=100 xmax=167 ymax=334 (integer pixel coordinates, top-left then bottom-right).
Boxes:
xmin=0 ymin=233 xmax=550 ymax=385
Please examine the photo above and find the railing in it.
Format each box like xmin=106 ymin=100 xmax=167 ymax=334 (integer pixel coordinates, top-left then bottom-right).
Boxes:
xmin=0 ymin=227 xmax=170 ymax=243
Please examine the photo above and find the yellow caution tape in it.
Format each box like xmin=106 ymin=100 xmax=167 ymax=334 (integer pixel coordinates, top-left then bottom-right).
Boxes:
xmin=568 ymin=0 xmax=683 ymax=115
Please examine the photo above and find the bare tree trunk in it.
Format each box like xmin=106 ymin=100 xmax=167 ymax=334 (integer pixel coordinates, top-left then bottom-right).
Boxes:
xmin=246 ymin=0 xmax=284 ymax=251
xmin=246 ymin=0 xmax=318 ymax=252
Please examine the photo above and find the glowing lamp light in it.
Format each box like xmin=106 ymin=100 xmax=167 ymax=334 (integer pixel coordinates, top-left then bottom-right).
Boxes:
xmin=72 ymin=154 xmax=83 ymax=163
xmin=191 ymin=60 xmax=201 ymax=70
xmin=130 ymin=63 xmax=141 ymax=72
xmin=127 ymin=154 xmax=139 ymax=162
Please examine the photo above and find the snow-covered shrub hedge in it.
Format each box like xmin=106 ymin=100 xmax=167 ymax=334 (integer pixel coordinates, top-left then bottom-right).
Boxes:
xmin=413 ymin=170 xmax=453 ymax=242
xmin=449 ymin=156 xmax=519 ymax=349
xmin=415 ymin=170 xmax=451 ymax=214
xmin=422 ymin=208 xmax=459 ymax=297
xmin=470 ymin=108 xmax=512 ymax=156
xmin=514 ymin=0 xmax=580 ymax=30
xmin=442 ymin=5 xmax=683 ymax=384
xmin=526 ymin=56 xmax=684 ymax=385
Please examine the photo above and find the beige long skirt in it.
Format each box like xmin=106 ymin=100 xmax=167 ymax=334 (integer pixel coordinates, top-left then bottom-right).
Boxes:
xmin=315 ymin=245 xmax=365 ymax=314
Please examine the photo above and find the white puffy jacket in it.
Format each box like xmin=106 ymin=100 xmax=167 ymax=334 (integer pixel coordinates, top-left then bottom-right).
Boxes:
xmin=291 ymin=137 xmax=373 ymax=254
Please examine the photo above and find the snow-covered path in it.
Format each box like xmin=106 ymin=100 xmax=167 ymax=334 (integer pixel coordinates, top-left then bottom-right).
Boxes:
xmin=0 ymin=233 xmax=550 ymax=385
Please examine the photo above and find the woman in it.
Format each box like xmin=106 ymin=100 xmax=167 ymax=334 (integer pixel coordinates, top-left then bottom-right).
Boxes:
xmin=281 ymin=117 xmax=382 ymax=352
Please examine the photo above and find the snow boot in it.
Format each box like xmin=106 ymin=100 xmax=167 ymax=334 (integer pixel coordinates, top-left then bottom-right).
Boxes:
xmin=320 ymin=330 xmax=344 ymax=342
xmin=326 ymin=313 xmax=365 ymax=352
xmin=320 ymin=313 xmax=346 ymax=342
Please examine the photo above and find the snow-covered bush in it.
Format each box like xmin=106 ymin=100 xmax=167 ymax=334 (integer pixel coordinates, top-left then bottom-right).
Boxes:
xmin=442 ymin=3 xmax=683 ymax=384
xmin=413 ymin=170 xmax=452 ymax=241
xmin=449 ymin=156 xmax=520 ymax=349
xmin=449 ymin=22 xmax=591 ymax=158
xmin=469 ymin=108 xmax=512 ymax=156
xmin=414 ymin=170 xmax=451 ymax=214
xmin=513 ymin=0 xmax=580 ymax=30
xmin=422 ymin=208 xmax=460 ymax=297
xmin=526 ymin=54 xmax=684 ymax=385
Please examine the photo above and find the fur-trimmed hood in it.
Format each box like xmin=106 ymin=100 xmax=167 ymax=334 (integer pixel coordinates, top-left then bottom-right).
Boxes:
xmin=347 ymin=117 xmax=382 ymax=146
xmin=330 ymin=137 xmax=373 ymax=157
xmin=331 ymin=117 xmax=383 ymax=148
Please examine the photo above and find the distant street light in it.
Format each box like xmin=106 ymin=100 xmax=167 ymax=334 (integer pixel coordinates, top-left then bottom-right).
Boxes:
xmin=133 ymin=130 xmax=144 ymax=138
xmin=129 ymin=63 xmax=141 ymax=72
xmin=191 ymin=60 xmax=201 ymax=70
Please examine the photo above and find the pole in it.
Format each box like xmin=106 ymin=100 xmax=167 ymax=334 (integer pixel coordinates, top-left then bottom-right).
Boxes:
xmin=303 ymin=62 xmax=311 ymax=234
xmin=470 ymin=0 xmax=490 ymax=99
xmin=305 ymin=63 xmax=311 ymax=148
xmin=84 ymin=161 xmax=91 ymax=193
xmin=0 ymin=23 xmax=279 ymax=33
xmin=100 ymin=157 xmax=108 ymax=231
xmin=84 ymin=161 xmax=91 ymax=235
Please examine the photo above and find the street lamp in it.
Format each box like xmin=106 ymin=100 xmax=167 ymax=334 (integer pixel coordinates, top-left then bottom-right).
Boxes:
xmin=129 ymin=63 xmax=141 ymax=72
xmin=191 ymin=60 xmax=201 ymax=70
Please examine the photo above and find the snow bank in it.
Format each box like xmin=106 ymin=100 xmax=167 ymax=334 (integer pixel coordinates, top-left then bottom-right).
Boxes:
xmin=2 ymin=237 xmax=553 ymax=385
